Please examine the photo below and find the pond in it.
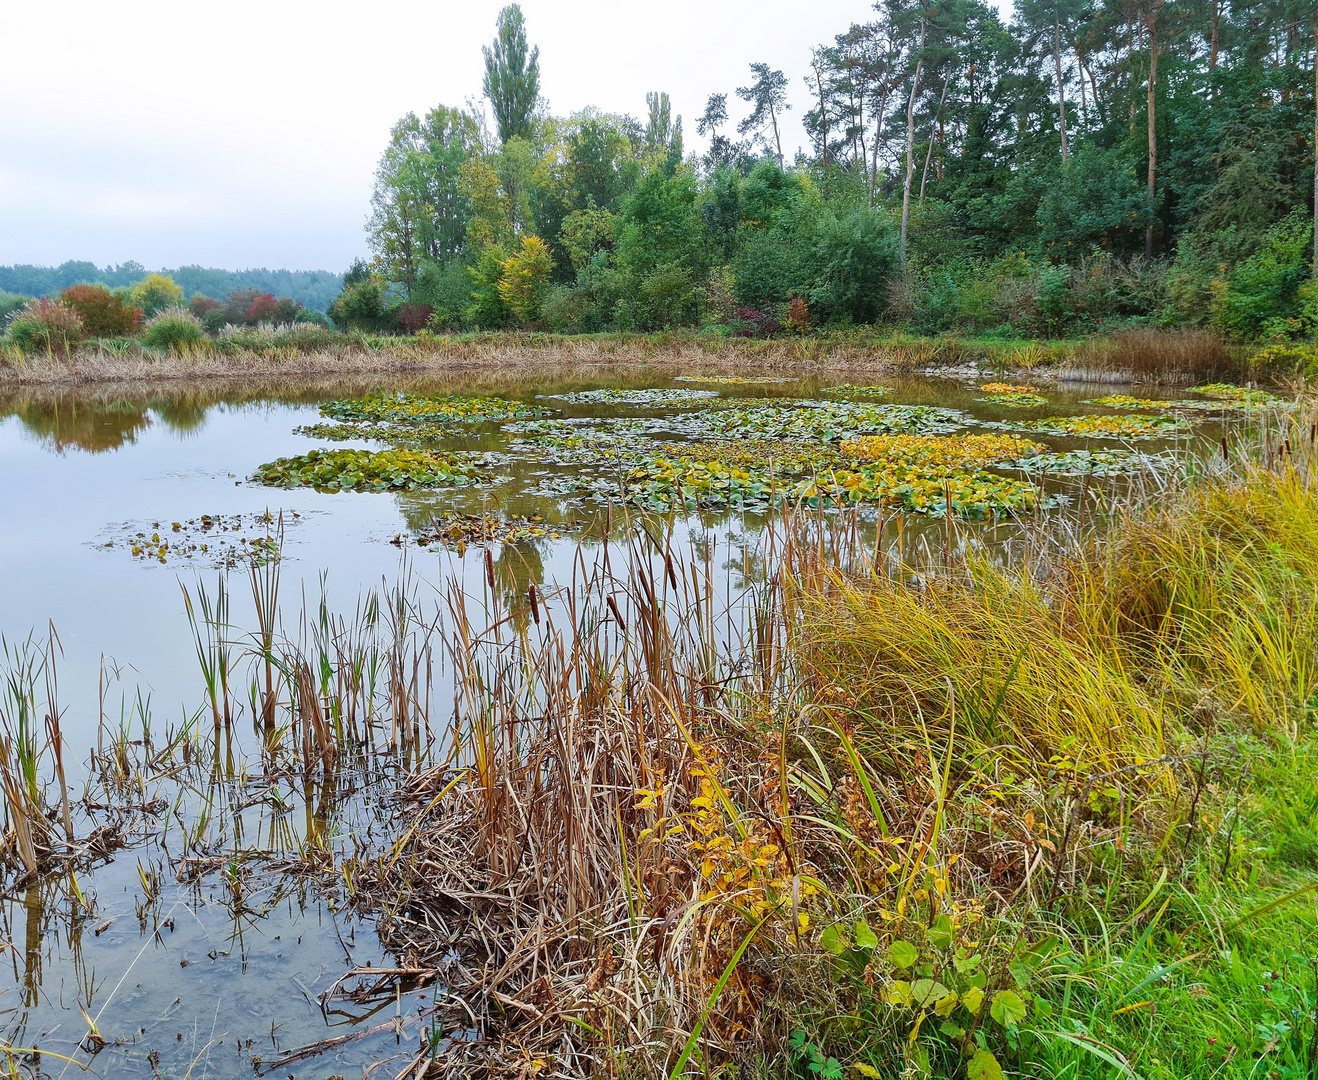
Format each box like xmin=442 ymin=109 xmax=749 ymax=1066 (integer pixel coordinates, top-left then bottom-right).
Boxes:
xmin=0 ymin=364 xmax=1257 ymax=1077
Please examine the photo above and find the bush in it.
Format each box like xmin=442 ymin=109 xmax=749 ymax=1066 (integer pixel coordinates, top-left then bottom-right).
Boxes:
xmin=142 ymin=308 xmax=206 ymax=351
xmin=189 ymin=294 xmax=222 ymax=320
xmin=636 ymin=262 xmax=694 ymax=329
xmin=328 ymin=278 xmax=397 ymax=332
xmin=464 ymin=246 xmax=510 ymax=328
xmin=1211 ymin=212 xmax=1313 ymax=340
xmin=0 ymin=291 xmax=28 ymax=324
xmin=413 ymin=259 xmax=473 ymax=330
xmin=60 ymin=284 xmax=143 ymax=337
xmin=6 ymin=298 xmax=84 ymax=353
xmin=128 ymin=273 xmax=185 ymax=317
xmin=396 ymin=302 xmax=433 ymax=334
xmin=1250 ymin=341 xmax=1318 ymax=382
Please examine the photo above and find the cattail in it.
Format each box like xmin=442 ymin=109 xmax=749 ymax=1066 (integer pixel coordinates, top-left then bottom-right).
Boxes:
xmin=528 ymin=583 xmax=540 ymax=625
xmin=484 ymin=547 xmax=496 ymax=590
xmin=606 ymin=594 xmax=626 ymax=631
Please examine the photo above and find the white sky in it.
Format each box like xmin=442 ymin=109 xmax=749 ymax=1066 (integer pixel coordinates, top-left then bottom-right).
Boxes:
xmin=0 ymin=0 xmax=1006 ymax=273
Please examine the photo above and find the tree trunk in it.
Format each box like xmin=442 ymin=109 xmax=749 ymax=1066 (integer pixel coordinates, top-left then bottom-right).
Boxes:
xmin=1076 ymin=47 xmax=1089 ymax=131
xmin=812 ymin=57 xmax=829 ymax=166
xmin=869 ymin=86 xmax=891 ymax=208
xmin=1145 ymin=0 xmax=1161 ymax=259
xmin=770 ymin=106 xmax=783 ymax=169
xmin=920 ymin=74 xmax=951 ymax=204
xmin=1054 ymin=22 xmax=1069 ymax=163
xmin=1209 ymin=0 xmax=1220 ymax=101
xmin=1313 ymin=23 xmax=1317 ymax=277
xmin=901 ymin=51 xmax=925 ymax=269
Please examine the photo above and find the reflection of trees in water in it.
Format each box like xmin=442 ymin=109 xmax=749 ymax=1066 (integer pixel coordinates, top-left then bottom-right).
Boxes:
xmin=13 ymin=399 xmax=153 ymax=453
xmin=6 ymin=394 xmax=215 ymax=454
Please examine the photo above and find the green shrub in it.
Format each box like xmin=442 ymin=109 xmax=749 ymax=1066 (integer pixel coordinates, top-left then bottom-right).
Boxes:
xmin=128 ymin=273 xmax=185 ymax=317
xmin=0 ymin=291 xmax=26 ymax=324
xmin=328 ymin=277 xmax=397 ymax=332
xmin=6 ymin=298 xmax=84 ymax=353
xmin=1212 ymin=212 xmax=1313 ymax=340
xmin=413 ymin=259 xmax=473 ymax=330
xmin=1250 ymin=342 xmax=1318 ymax=382
xmin=142 ymin=308 xmax=206 ymax=351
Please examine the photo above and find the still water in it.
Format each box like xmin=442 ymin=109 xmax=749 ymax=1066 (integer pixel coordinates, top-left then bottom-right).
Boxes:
xmin=0 ymin=366 xmax=1230 ymax=1077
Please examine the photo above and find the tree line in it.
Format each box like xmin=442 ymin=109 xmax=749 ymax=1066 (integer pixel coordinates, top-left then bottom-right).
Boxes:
xmin=343 ymin=0 xmax=1317 ymax=342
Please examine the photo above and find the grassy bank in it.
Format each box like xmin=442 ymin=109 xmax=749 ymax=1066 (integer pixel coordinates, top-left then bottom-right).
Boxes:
xmin=0 ymin=325 xmax=1275 ymax=389
xmin=329 ymin=399 xmax=1318 ymax=1078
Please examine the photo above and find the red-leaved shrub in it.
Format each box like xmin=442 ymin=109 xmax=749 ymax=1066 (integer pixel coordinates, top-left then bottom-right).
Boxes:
xmin=60 ymin=284 xmax=142 ymax=337
xmin=397 ymin=302 xmax=434 ymax=334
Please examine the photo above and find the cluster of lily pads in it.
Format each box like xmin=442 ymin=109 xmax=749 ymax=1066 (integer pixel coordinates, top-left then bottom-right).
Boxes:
xmin=550 ymin=432 xmax=1043 ymax=517
xmin=321 ymin=393 xmax=543 ymax=426
xmin=1194 ymin=384 xmax=1281 ymax=406
xmin=1009 ymin=449 xmax=1180 ymax=476
xmin=977 ymin=383 xmax=1049 ymax=407
xmin=674 ymin=400 xmax=966 ymax=442
xmin=101 ymin=511 xmax=294 ymax=568
xmin=413 ymin=512 xmax=563 ymax=551
xmin=821 ymin=385 xmax=893 ymax=398
xmin=996 ymin=413 xmax=1191 ymax=439
xmin=546 ymin=387 xmax=717 ymax=406
xmin=672 ymin=374 xmax=789 ymax=385
xmin=254 ymin=448 xmax=490 ymax=492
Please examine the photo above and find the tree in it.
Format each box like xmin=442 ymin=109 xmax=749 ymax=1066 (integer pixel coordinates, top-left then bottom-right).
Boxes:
xmin=737 ymin=64 xmax=792 ymax=167
xmin=697 ymin=93 xmax=728 ymax=139
xmin=483 ymin=4 xmax=541 ymax=144
xmin=128 ymin=274 xmax=184 ymax=317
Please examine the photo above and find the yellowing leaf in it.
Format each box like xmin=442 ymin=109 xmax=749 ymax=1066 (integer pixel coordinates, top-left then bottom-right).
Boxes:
xmin=990 ymin=989 xmax=1027 ymax=1027
xmin=961 ymin=986 xmax=985 ymax=1016
xmin=967 ymin=1048 xmax=1004 ymax=1080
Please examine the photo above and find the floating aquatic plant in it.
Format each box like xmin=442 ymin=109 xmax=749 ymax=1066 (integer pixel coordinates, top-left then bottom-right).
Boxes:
xmin=413 ymin=512 xmax=564 ymax=550
xmin=840 ymin=433 xmax=1044 ymax=472
xmin=1009 ymin=449 xmax=1178 ymax=476
xmin=1081 ymin=395 xmax=1170 ymax=410
xmin=546 ymin=387 xmax=718 ymax=405
xmin=672 ymin=375 xmax=790 ymax=385
xmin=977 ymin=383 xmax=1048 ymax=407
xmin=821 ymin=385 xmax=893 ymax=398
xmin=1194 ymin=384 xmax=1281 ymax=406
xmin=100 ymin=512 xmax=294 ymax=567
xmin=1003 ymin=413 xmax=1190 ymax=439
xmin=321 ymin=393 xmax=544 ymax=426
xmin=680 ymin=401 xmax=964 ymax=442
xmin=253 ymin=448 xmax=490 ymax=492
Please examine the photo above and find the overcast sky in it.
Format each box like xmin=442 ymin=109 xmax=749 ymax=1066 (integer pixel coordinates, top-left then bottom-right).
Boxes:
xmin=3 ymin=0 xmax=1023 ymax=274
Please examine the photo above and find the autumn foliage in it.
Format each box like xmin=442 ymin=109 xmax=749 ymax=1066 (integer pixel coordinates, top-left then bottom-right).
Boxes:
xmin=60 ymin=284 xmax=142 ymax=338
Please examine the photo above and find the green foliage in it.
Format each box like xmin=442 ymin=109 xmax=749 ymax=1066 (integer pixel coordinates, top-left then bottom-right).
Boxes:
xmin=482 ymin=4 xmax=540 ymax=144
xmin=320 ymin=393 xmax=541 ymax=427
xmin=465 ymin=245 xmax=511 ymax=328
xmin=328 ymin=276 xmax=396 ymax=333
xmin=252 ymin=448 xmax=489 ymax=492
xmin=128 ymin=274 xmax=185 ymax=317
xmin=141 ymin=308 xmax=206 ymax=351
xmin=1211 ymin=213 xmax=1315 ymax=341
xmin=6 ymin=298 xmax=84 ymax=353
xmin=0 ymin=291 xmax=28 ymax=323
xmin=411 ymin=259 xmax=473 ymax=330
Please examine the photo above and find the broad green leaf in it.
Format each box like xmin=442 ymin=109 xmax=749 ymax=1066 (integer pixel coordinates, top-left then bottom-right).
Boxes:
xmin=882 ymin=980 xmax=913 ymax=1006
xmin=990 ymin=989 xmax=1027 ymax=1027
xmin=889 ymin=939 xmax=919 ymax=968
xmin=967 ymin=1048 xmax=1004 ymax=1080
xmin=820 ymin=924 xmax=847 ymax=955
xmin=853 ymin=919 xmax=879 ymax=951
xmin=927 ymin=913 xmax=954 ymax=950
xmin=910 ymin=979 xmax=950 ymax=1007
xmin=1009 ymin=958 xmax=1037 ymax=988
